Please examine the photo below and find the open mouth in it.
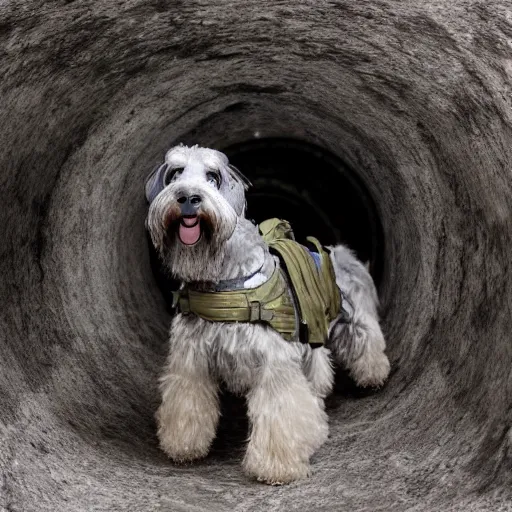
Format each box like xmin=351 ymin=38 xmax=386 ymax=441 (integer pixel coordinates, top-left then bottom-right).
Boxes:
xmin=178 ymin=215 xmax=202 ymax=245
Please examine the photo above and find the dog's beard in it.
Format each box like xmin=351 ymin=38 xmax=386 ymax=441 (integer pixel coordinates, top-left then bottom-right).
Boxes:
xmin=162 ymin=214 xmax=232 ymax=282
xmin=146 ymin=183 xmax=238 ymax=282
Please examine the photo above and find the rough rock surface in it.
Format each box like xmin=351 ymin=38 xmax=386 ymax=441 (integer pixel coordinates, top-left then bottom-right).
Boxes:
xmin=1 ymin=1 xmax=511 ymax=511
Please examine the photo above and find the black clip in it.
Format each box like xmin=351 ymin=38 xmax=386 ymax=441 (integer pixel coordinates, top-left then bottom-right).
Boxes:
xmin=298 ymin=321 xmax=309 ymax=344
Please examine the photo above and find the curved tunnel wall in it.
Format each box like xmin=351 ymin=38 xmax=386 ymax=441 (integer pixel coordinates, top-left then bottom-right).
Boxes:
xmin=1 ymin=2 xmax=512 ymax=511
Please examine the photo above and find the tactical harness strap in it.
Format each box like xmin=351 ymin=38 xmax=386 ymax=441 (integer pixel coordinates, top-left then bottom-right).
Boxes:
xmin=259 ymin=219 xmax=341 ymax=345
xmin=178 ymin=265 xmax=297 ymax=340
xmin=175 ymin=218 xmax=342 ymax=346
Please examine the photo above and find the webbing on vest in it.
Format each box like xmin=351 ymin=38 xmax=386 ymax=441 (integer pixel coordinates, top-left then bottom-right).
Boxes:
xmin=178 ymin=264 xmax=297 ymax=340
xmin=176 ymin=218 xmax=341 ymax=345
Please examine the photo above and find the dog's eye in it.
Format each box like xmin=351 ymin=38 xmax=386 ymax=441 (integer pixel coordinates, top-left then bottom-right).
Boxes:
xmin=206 ymin=171 xmax=221 ymax=188
xmin=164 ymin=167 xmax=183 ymax=186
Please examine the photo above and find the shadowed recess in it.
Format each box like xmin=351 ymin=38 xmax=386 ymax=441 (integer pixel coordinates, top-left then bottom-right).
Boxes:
xmin=0 ymin=1 xmax=511 ymax=511
xmin=224 ymin=138 xmax=384 ymax=284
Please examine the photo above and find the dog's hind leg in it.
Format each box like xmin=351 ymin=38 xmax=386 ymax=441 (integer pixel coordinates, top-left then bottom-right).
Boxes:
xmin=243 ymin=346 xmax=329 ymax=485
xmin=302 ymin=346 xmax=334 ymax=399
xmin=156 ymin=317 xmax=220 ymax=462
xmin=329 ymin=311 xmax=390 ymax=388
xmin=327 ymin=245 xmax=390 ymax=388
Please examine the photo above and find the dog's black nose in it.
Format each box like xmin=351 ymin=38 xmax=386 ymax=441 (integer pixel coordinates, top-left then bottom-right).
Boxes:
xmin=177 ymin=194 xmax=202 ymax=215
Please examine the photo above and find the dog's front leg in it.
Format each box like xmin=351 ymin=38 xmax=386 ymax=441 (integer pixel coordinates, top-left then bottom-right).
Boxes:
xmin=156 ymin=320 xmax=219 ymax=463
xmin=243 ymin=359 xmax=329 ymax=485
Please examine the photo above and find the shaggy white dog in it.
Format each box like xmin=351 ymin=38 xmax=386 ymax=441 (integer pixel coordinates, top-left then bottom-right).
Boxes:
xmin=145 ymin=145 xmax=390 ymax=485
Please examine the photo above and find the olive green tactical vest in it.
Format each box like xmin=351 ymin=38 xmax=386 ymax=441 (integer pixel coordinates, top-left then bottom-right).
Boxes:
xmin=177 ymin=218 xmax=341 ymax=345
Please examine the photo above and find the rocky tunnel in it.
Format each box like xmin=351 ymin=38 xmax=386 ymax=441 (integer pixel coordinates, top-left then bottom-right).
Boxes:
xmin=1 ymin=1 xmax=511 ymax=511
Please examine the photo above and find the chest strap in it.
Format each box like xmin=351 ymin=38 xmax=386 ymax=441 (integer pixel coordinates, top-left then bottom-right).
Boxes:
xmin=177 ymin=265 xmax=297 ymax=341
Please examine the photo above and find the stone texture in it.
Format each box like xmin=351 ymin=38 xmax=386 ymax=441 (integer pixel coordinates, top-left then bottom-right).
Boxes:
xmin=1 ymin=1 xmax=511 ymax=511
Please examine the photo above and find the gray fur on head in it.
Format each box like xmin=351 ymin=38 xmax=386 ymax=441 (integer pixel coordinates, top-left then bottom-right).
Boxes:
xmin=145 ymin=144 xmax=250 ymax=213
xmin=145 ymin=145 xmax=257 ymax=283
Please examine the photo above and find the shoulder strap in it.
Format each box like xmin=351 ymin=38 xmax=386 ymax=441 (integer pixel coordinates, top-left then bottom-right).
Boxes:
xmin=259 ymin=218 xmax=341 ymax=345
xmin=306 ymin=237 xmax=341 ymax=322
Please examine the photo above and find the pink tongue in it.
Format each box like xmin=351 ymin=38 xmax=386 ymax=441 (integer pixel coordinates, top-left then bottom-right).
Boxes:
xmin=179 ymin=222 xmax=201 ymax=245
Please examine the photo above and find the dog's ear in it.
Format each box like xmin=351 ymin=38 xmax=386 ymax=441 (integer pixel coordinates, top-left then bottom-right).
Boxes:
xmin=145 ymin=163 xmax=168 ymax=204
xmin=228 ymin=164 xmax=252 ymax=191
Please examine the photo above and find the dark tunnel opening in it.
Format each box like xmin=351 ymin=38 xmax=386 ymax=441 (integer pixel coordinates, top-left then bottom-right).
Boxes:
xmin=224 ymin=138 xmax=384 ymax=284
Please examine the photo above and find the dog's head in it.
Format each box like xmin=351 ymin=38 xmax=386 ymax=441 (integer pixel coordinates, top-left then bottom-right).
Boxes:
xmin=145 ymin=144 xmax=251 ymax=281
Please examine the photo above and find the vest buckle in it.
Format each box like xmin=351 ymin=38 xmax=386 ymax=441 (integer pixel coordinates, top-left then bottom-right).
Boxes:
xmin=249 ymin=301 xmax=273 ymax=322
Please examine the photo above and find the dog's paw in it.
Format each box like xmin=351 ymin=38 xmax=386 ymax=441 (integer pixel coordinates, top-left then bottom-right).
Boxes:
xmin=350 ymin=350 xmax=390 ymax=388
xmin=159 ymin=441 xmax=209 ymax=464
xmin=156 ymin=403 xmax=216 ymax=463
xmin=243 ymin=446 xmax=311 ymax=485
xmin=157 ymin=418 xmax=212 ymax=462
xmin=255 ymin=467 xmax=310 ymax=486
xmin=246 ymin=459 xmax=310 ymax=486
